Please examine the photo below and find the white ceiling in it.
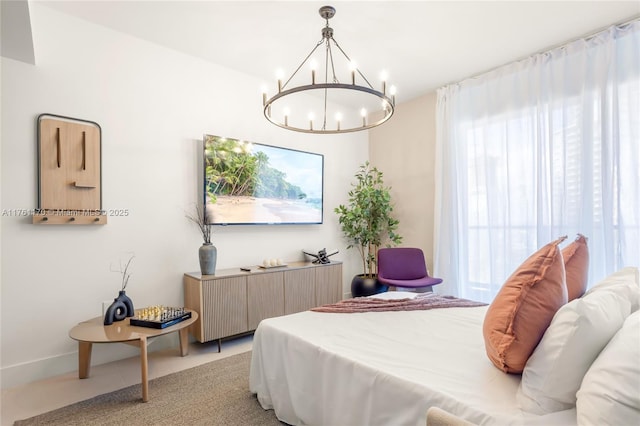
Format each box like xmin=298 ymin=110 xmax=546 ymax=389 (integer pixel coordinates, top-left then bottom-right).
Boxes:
xmin=39 ymin=1 xmax=640 ymax=104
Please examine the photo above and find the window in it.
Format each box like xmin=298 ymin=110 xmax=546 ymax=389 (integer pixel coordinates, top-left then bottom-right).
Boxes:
xmin=435 ymin=21 xmax=640 ymax=302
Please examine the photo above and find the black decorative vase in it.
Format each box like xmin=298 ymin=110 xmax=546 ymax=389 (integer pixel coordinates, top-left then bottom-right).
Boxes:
xmin=351 ymin=274 xmax=388 ymax=297
xmin=104 ymin=290 xmax=135 ymax=325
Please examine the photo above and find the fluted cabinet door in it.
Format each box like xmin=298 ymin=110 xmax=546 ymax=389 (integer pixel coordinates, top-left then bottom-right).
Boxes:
xmin=315 ymin=263 xmax=343 ymax=306
xmin=202 ymin=276 xmax=247 ymax=341
xmin=284 ymin=268 xmax=316 ymax=314
xmin=248 ymin=273 xmax=284 ymax=329
xmin=183 ymin=274 xmax=205 ymax=342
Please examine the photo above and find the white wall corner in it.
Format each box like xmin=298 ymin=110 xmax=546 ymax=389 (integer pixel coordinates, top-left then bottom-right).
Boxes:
xmin=1 ymin=0 xmax=36 ymax=65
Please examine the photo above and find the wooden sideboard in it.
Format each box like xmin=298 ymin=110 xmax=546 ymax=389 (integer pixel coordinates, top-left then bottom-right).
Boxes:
xmin=184 ymin=261 xmax=342 ymax=350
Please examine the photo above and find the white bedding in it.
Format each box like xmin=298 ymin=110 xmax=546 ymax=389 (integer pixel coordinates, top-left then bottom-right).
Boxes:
xmin=249 ymin=303 xmax=577 ymax=425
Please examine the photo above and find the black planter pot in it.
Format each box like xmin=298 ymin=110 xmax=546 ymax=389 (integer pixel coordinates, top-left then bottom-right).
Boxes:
xmin=351 ymin=274 xmax=388 ymax=297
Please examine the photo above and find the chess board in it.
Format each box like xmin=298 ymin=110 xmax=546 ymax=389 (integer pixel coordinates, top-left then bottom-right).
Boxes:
xmin=130 ymin=306 xmax=192 ymax=329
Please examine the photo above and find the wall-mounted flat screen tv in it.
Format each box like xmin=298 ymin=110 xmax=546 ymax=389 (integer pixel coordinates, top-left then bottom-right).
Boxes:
xmin=204 ymin=135 xmax=324 ymax=225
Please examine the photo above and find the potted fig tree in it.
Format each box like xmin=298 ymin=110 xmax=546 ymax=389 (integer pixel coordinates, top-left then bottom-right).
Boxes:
xmin=335 ymin=162 xmax=402 ymax=297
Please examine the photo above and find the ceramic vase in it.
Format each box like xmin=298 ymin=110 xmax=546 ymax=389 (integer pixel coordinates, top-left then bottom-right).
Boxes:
xmin=104 ymin=290 xmax=135 ymax=325
xmin=199 ymin=243 xmax=217 ymax=275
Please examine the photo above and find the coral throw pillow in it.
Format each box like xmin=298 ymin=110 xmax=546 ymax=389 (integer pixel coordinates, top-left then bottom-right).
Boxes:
xmin=483 ymin=236 xmax=569 ymax=373
xmin=562 ymin=234 xmax=589 ymax=301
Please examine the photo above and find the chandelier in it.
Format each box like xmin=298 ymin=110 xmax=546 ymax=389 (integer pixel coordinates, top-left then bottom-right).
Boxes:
xmin=262 ymin=5 xmax=396 ymax=134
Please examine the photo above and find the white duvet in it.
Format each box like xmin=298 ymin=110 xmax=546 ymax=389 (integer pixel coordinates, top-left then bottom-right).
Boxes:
xmin=249 ymin=301 xmax=577 ymax=425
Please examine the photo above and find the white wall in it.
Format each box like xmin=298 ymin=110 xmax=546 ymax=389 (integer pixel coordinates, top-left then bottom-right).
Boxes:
xmin=369 ymin=93 xmax=437 ymax=270
xmin=0 ymin=3 xmax=366 ymax=388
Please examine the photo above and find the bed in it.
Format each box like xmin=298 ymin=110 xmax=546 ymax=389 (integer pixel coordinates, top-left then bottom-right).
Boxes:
xmin=249 ymin=293 xmax=577 ymax=425
xmin=250 ymin=267 xmax=640 ymax=426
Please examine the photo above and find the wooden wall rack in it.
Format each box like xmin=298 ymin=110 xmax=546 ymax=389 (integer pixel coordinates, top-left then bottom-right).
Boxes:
xmin=32 ymin=113 xmax=106 ymax=225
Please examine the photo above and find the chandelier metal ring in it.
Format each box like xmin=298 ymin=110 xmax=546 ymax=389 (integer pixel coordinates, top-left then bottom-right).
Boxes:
xmin=264 ymin=83 xmax=395 ymax=134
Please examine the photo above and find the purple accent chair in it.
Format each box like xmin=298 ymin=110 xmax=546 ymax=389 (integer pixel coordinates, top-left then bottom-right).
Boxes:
xmin=377 ymin=247 xmax=443 ymax=292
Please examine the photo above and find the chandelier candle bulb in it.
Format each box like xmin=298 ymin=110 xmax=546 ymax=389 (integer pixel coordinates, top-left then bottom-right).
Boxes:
xmin=276 ymin=68 xmax=284 ymax=93
xmin=283 ymin=107 xmax=290 ymax=126
xmin=350 ymin=61 xmax=357 ymax=85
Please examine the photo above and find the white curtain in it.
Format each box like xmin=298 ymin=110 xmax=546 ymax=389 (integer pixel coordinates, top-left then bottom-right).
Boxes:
xmin=434 ymin=20 xmax=640 ymax=303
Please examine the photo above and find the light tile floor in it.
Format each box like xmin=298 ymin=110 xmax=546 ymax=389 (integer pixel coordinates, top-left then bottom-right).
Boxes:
xmin=1 ymin=336 xmax=253 ymax=426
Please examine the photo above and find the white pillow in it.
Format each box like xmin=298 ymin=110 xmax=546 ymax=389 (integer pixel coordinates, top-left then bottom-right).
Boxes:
xmin=576 ymin=310 xmax=640 ymax=425
xmin=517 ymin=289 xmax=631 ymax=414
xmin=368 ymin=291 xmax=418 ymax=300
xmin=583 ymin=266 xmax=640 ymax=311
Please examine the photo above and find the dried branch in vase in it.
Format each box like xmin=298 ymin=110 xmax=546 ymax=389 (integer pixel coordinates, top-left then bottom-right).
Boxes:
xmin=111 ymin=255 xmax=135 ymax=291
xmin=187 ymin=203 xmax=212 ymax=244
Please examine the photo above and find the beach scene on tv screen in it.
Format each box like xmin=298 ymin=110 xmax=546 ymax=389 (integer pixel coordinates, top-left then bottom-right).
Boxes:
xmin=204 ymin=135 xmax=323 ymax=224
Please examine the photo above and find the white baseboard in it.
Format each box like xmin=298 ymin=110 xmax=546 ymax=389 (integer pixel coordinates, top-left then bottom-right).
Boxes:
xmin=1 ymin=334 xmax=178 ymax=389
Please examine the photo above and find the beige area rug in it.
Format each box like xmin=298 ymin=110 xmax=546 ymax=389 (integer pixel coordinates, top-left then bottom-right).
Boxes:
xmin=14 ymin=351 xmax=283 ymax=426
